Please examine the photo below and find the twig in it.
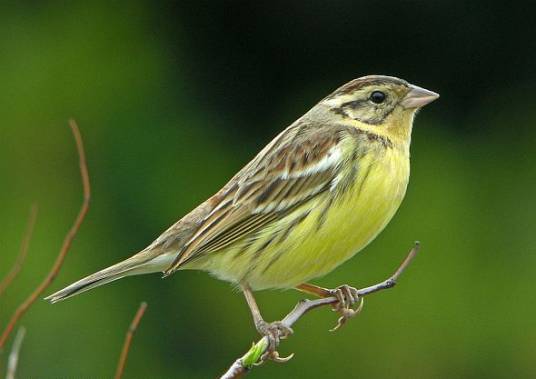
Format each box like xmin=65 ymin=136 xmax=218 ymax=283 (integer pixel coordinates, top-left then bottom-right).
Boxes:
xmin=114 ymin=302 xmax=148 ymax=379
xmin=0 ymin=205 xmax=38 ymax=298
xmin=0 ymin=119 xmax=91 ymax=350
xmin=5 ymin=327 xmax=26 ymax=379
xmin=220 ymin=242 xmax=420 ymax=379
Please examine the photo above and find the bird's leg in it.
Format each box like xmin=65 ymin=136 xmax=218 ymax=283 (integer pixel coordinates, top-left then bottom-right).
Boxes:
xmin=295 ymin=283 xmax=364 ymax=331
xmin=241 ymin=284 xmax=293 ymax=361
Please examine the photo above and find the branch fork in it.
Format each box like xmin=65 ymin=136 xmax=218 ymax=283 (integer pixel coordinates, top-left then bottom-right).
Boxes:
xmin=221 ymin=242 xmax=420 ymax=379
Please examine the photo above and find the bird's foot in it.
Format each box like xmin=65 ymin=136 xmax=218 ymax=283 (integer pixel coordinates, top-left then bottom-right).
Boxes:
xmin=255 ymin=320 xmax=294 ymax=362
xmin=328 ymin=284 xmax=365 ymax=332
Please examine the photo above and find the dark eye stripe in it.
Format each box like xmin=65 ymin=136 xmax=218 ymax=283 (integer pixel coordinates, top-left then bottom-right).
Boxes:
xmin=334 ymin=97 xmax=396 ymax=125
xmin=339 ymin=99 xmax=367 ymax=109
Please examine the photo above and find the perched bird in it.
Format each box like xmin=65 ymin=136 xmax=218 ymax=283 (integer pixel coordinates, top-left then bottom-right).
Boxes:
xmin=47 ymin=75 xmax=438 ymax=347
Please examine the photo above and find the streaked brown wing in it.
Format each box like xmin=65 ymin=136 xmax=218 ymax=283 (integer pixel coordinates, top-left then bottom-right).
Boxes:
xmin=164 ymin=123 xmax=346 ymax=274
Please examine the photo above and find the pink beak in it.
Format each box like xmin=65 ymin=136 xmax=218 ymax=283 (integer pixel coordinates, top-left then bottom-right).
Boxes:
xmin=401 ymin=84 xmax=439 ymax=109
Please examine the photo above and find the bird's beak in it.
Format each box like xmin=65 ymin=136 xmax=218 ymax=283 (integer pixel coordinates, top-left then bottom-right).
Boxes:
xmin=401 ymin=84 xmax=440 ymax=109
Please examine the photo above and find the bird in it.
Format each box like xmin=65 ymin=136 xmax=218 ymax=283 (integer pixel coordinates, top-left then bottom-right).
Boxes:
xmin=46 ymin=75 xmax=438 ymax=349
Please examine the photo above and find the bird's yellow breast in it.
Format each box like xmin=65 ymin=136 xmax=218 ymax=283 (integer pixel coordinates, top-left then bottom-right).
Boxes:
xmin=195 ymin=138 xmax=410 ymax=290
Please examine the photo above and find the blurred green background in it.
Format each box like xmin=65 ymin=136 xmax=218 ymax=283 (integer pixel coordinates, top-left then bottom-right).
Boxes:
xmin=1 ymin=1 xmax=535 ymax=378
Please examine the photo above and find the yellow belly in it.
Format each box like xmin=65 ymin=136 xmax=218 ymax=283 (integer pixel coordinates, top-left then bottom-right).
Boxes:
xmin=195 ymin=147 xmax=410 ymax=290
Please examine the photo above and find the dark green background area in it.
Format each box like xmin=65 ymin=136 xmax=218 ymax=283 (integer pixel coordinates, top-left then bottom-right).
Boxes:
xmin=1 ymin=2 xmax=535 ymax=378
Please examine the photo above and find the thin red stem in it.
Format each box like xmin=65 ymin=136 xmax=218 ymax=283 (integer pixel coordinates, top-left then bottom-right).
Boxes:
xmin=0 ymin=120 xmax=90 ymax=350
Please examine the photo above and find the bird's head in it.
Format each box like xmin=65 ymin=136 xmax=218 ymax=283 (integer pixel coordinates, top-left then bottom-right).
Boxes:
xmin=321 ymin=75 xmax=439 ymax=144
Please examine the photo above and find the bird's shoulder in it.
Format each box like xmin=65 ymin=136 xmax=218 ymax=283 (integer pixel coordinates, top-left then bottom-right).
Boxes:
xmin=145 ymin=122 xmax=374 ymax=260
xmin=157 ymin=121 xmax=357 ymax=269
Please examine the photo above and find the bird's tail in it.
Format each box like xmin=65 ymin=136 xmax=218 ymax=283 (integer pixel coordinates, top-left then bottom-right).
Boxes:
xmin=45 ymin=249 xmax=174 ymax=304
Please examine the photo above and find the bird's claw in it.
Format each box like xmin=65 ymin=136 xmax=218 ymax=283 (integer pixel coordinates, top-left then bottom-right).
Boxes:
xmin=328 ymin=284 xmax=365 ymax=332
xmin=255 ymin=321 xmax=294 ymax=362
xmin=263 ymin=350 xmax=295 ymax=364
xmin=330 ymin=296 xmax=364 ymax=332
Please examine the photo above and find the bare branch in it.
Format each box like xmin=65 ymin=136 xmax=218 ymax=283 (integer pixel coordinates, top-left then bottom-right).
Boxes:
xmin=114 ymin=302 xmax=148 ymax=379
xmin=0 ymin=205 xmax=38 ymax=298
xmin=220 ymin=242 xmax=420 ymax=378
xmin=0 ymin=120 xmax=91 ymax=350
xmin=5 ymin=327 xmax=26 ymax=379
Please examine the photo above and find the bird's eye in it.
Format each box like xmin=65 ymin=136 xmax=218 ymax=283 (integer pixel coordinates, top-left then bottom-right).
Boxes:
xmin=370 ymin=91 xmax=386 ymax=104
